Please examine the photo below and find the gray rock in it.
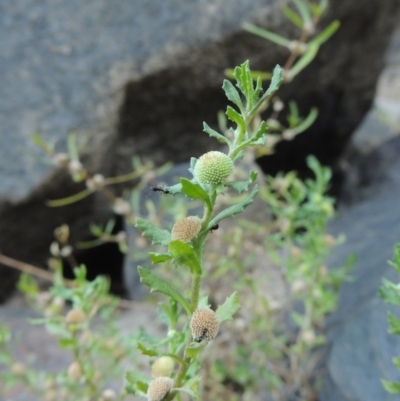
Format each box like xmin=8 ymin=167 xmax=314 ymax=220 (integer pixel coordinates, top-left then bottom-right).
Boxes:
xmin=0 ymin=0 xmax=269 ymax=201
xmin=1 ymin=0 xmax=399 ymax=302
xmin=321 ymin=135 xmax=400 ymax=401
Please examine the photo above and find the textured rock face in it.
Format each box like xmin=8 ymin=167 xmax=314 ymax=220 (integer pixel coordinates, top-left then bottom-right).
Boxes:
xmin=320 ymin=135 xmax=400 ymax=401
xmin=0 ymin=0 xmax=269 ymax=201
xmin=0 ymin=0 xmax=275 ymax=301
xmin=0 ymin=0 xmax=399 ymax=303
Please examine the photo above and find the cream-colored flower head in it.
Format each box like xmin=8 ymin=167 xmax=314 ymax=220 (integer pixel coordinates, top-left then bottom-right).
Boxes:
xmin=171 ymin=216 xmax=202 ymax=242
xmin=190 ymin=308 xmax=219 ymax=343
xmin=151 ymin=356 xmax=175 ymax=378
xmin=147 ymin=377 xmax=173 ymax=401
xmin=194 ymin=151 xmax=233 ymax=185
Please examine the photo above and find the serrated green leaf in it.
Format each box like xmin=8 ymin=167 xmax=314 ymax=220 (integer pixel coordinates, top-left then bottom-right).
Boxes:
xmin=209 ymin=185 xmax=259 ymax=226
xmin=382 ymin=379 xmax=400 ymax=394
xmin=226 ymin=106 xmax=246 ymax=134
xmin=216 ymin=292 xmax=240 ymax=323
xmin=234 ymin=61 xmax=254 ymax=109
xmin=203 ymin=122 xmax=231 ymax=147
xmin=169 ymin=240 xmax=202 ymax=275
xmin=180 ymin=178 xmax=211 ymax=206
xmin=175 ymin=375 xmax=201 ymax=400
xmin=135 ymin=218 xmax=171 ymax=246
xmin=388 ymin=312 xmax=400 ymax=335
xmin=389 ymin=244 xmax=400 ymax=273
xmin=222 ymin=79 xmax=244 ymax=113
xmin=225 ymin=171 xmax=258 ymax=193
xmin=250 ymin=65 xmax=283 ymax=119
xmin=226 ymin=69 xmax=272 ymax=81
xmin=136 ymin=381 xmax=149 ymax=395
xmin=137 ymin=341 xmax=159 ymax=357
xmin=393 ymin=357 xmax=400 ymax=370
xmin=138 ymin=266 xmax=191 ymax=314
xmin=243 ymin=22 xmax=292 ymax=48
xmin=126 ymin=371 xmax=142 ymax=386
xmin=124 ymin=384 xmax=136 ymax=395
xmin=149 ymin=252 xmax=172 ymax=264
xmin=380 ymin=278 xmax=400 ymax=306
xmin=249 ymin=121 xmax=268 ymax=144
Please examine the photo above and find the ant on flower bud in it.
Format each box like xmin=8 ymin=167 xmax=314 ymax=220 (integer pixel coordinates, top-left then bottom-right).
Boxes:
xmin=195 ymin=328 xmax=209 ymax=343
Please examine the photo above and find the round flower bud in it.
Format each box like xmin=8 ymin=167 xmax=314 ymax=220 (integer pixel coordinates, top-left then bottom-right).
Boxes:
xmin=60 ymin=245 xmax=73 ymax=257
xmin=11 ymin=362 xmax=25 ymax=376
xmin=190 ymin=308 xmax=219 ymax=343
xmin=147 ymin=377 xmax=173 ymax=401
xmin=50 ymin=241 xmax=60 ymax=257
xmin=68 ymin=361 xmax=82 ymax=380
xmin=86 ymin=174 xmax=105 ymax=191
xmin=113 ymin=198 xmax=131 ymax=216
xmin=171 ymin=216 xmax=202 ymax=243
xmin=194 ymin=151 xmax=233 ymax=185
xmin=66 ymin=309 xmax=86 ymax=324
xmin=102 ymin=388 xmax=117 ymax=400
xmin=151 ymin=356 xmax=175 ymax=378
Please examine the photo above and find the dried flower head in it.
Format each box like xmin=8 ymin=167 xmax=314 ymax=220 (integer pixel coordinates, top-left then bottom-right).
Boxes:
xmin=151 ymin=356 xmax=175 ymax=378
xmin=113 ymin=198 xmax=131 ymax=216
xmin=171 ymin=216 xmax=202 ymax=242
xmin=11 ymin=362 xmax=25 ymax=376
xmin=194 ymin=151 xmax=233 ymax=185
xmin=102 ymin=388 xmax=117 ymax=400
xmin=190 ymin=308 xmax=219 ymax=343
xmin=68 ymin=361 xmax=82 ymax=380
xmin=147 ymin=377 xmax=173 ymax=401
xmin=66 ymin=309 xmax=86 ymax=324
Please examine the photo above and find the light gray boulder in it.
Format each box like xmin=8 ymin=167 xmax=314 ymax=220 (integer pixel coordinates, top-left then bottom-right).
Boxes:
xmin=321 ymin=135 xmax=400 ymax=401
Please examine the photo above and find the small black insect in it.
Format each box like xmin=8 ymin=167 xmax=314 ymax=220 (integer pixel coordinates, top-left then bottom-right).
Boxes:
xmin=195 ymin=328 xmax=209 ymax=343
xmin=210 ymin=224 xmax=219 ymax=233
xmin=150 ymin=185 xmax=171 ymax=195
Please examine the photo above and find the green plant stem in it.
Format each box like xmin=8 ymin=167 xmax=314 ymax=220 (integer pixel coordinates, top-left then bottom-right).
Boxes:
xmin=190 ymin=274 xmax=202 ymax=311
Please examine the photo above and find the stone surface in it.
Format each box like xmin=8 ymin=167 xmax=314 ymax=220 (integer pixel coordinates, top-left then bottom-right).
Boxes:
xmin=1 ymin=0 xmax=400 ymax=305
xmin=0 ymin=0 xmax=270 ymax=201
xmin=320 ymin=135 xmax=400 ymax=401
xmin=0 ymin=0 xmax=278 ymax=302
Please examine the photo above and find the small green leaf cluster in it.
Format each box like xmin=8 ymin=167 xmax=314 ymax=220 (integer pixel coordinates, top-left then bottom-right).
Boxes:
xmin=198 ymin=157 xmax=352 ymax=400
xmin=0 ymin=263 xmax=134 ymax=400
xmin=380 ymin=244 xmax=400 ymax=394
xmin=222 ymin=0 xmax=339 ymax=157
xmin=240 ymin=0 xmax=339 ymax=82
